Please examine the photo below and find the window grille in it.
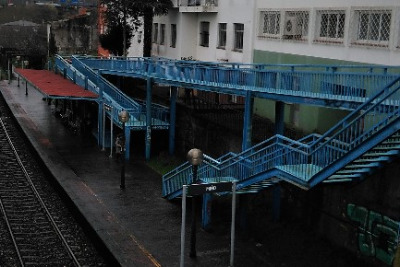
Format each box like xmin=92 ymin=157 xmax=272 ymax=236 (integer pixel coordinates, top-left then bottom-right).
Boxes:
xmin=170 ymin=24 xmax=177 ymax=48
xmin=317 ymin=10 xmax=345 ymax=42
xmin=160 ymin=24 xmax=165 ymax=45
xmin=260 ymin=11 xmax=280 ymax=36
xmin=200 ymin=21 xmax=210 ymax=47
xmin=352 ymin=10 xmax=391 ymax=46
xmin=218 ymin=23 xmax=227 ymax=48
xmin=234 ymin=23 xmax=244 ymax=51
xmin=283 ymin=11 xmax=309 ymax=40
xmin=153 ymin=23 xmax=158 ymax=43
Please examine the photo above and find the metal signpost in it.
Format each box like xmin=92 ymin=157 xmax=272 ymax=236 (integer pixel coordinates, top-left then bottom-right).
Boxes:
xmin=180 ymin=181 xmax=237 ymax=267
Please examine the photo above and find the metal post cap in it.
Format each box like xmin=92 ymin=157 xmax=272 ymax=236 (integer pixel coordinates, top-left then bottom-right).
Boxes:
xmin=187 ymin=148 xmax=203 ymax=166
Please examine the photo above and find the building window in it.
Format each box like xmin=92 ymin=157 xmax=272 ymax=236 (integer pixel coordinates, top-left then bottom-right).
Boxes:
xmin=316 ymin=10 xmax=345 ymax=43
xmin=218 ymin=23 xmax=227 ymax=49
xmin=283 ymin=11 xmax=309 ymax=40
xmin=260 ymin=11 xmax=280 ymax=37
xmin=200 ymin=21 xmax=210 ymax=47
xmin=170 ymin=24 xmax=177 ymax=48
xmin=353 ymin=10 xmax=391 ymax=46
xmin=153 ymin=23 xmax=158 ymax=43
xmin=160 ymin=24 xmax=165 ymax=45
xmin=234 ymin=23 xmax=244 ymax=51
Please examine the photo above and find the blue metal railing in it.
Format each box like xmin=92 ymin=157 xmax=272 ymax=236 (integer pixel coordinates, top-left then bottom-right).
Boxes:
xmin=52 ymin=55 xmax=400 ymax=196
xmin=78 ymin=56 xmax=400 ymax=103
xmin=162 ymin=76 xmax=400 ymax=197
xmin=54 ymin=55 xmax=170 ymax=128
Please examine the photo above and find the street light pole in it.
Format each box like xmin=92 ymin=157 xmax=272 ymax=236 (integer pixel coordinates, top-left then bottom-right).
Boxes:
xmin=119 ymin=110 xmax=130 ymax=189
xmin=187 ymin=148 xmax=203 ymax=258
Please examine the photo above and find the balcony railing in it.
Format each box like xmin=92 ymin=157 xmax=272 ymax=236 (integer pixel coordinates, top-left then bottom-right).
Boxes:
xmin=179 ymin=0 xmax=218 ymax=12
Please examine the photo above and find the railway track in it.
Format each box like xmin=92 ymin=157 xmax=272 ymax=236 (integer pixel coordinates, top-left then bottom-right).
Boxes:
xmin=0 ymin=96 xmax=109 ymax=266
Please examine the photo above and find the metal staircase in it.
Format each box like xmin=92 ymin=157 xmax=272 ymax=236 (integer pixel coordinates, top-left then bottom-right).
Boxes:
xmin=54 ymin=55 xmax=169 ymax=129
xmin=162 ymin=76 xmax=400 ymax=199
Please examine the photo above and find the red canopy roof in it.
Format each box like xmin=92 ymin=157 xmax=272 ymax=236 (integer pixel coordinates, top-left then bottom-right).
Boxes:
xmin=15 ymin=68 xmax=98 ymax=99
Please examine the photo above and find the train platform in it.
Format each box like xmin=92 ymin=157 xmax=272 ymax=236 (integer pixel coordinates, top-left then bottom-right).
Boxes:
xmin=0 ymin=78 xmax=261 ymax=267
xmin=1 ymin=78 xmax=378 ymax=267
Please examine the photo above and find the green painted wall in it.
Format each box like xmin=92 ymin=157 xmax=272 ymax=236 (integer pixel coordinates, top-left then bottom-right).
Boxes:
xmin=252 ymin=50 xmax=360 ymax=134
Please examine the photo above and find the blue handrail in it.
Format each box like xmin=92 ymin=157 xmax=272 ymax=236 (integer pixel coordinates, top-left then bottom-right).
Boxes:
xmin=77 ymin=56 xmax=399 ymax=103
xmin=162 ymin=76 xmax=400 ymax=197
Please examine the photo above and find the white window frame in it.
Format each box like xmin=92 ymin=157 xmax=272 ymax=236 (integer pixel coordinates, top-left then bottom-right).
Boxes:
xmin=199 ymin=21 xmax=210 ymax=47
xmin=217 ymin=23 xmax=227 ymax=49
xmin=233 ymin=23 xmax=244 ymax=51
xmin=259 ymin=10 xmax=281 ymax=38
xmin=170 ymin=24 xmax=177 ymax=48
xmin=315 ymin=10 xmax=346 ymax=44
xmin=351 ymin=9 xmax=392 ymax=47
xmin=282 ymin=10 xmax=310 ymax=41
xmin=153 ymin=23 xmax=158 ymax=44
xmin=160 ymin=24 xmax=166 ymax=45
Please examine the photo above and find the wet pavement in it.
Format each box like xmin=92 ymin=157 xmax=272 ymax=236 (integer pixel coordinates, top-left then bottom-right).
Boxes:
xmin=0 ymin=79 xmax=267 ymax=267
xmin=1 ymin=78 xmax=381 ymax=267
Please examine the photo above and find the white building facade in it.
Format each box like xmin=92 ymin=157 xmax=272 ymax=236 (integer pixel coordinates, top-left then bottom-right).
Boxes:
xmin=151 ymin=0 xmax=256 ymax=63
xmin=151 ymin=0 xmax=400 ymax=134
xmin=152 ymin=0 xmax=400 ymax=65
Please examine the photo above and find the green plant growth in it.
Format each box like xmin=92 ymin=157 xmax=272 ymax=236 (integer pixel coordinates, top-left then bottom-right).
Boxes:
xmin=146 ymin=154 xmax=183 ymax=175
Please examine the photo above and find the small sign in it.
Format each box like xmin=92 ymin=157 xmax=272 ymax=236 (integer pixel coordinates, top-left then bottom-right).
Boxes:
xmin=188 ymin=182 xmax=233 ymax=196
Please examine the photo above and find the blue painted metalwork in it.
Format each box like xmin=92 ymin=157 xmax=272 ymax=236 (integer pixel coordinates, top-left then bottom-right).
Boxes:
xmin=162 ymin=76 xmax=400 ymax=199
xmin=242 ymin=91 xmax=253 ymax=151
xmin=124 ymin=123 xmax=131 ymax=160
xmin=51 ymin=55 xmax=400 ymax=200
xmin=275 ymin=101 xmax=285 ymax=135
xmin=272 ymin=185 xmax=281 ymax=222
xmin=78 ymin=56 xmax=400 ymax=110
xmin=169 ymin=87 xmax=177 ymax=155
xmin=201 ymin=193 xmax=212 ymax=230
xmin=146 ymin=78 xmax=152 ymax=160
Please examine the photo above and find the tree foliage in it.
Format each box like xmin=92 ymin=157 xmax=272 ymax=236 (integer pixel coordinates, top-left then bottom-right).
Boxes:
xmin=100 ymin=0 xmax=173 ymax=57
xmin=0 ymin=5 xmax=59 ymax=24
xmin=99 ymin=23 xmax=133 ymax=56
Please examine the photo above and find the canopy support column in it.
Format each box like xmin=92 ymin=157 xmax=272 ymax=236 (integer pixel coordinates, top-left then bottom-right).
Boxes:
xmin=124 ymin=125 xmax=131 ymax=161
xmin=169 ymin=86 xmax=177 ymax=155
xmin=275 ymin=101 xmax=285 ymax=135
xmin=242 ymin=91 xmax=254 ymax=151
xmin=97 ymin=71 xmax=104 ymax=147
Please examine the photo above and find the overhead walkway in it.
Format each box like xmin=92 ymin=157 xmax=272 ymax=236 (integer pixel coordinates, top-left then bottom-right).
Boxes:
xmin=162 ymin=76 xmax=400 ymax=198
xmin=78 ymin=56 xmax=399 ymax=110
xmin=54 ymin=56 xmax=400 ymax=196
xmin=14 ymin=55 xmax=400 ymax=233
xmin=16 ymin=55 xmax=400 ymax=200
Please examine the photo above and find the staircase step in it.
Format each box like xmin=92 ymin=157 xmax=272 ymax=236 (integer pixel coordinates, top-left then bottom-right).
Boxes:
xmin=344 ymin=162 xmax=381 ymax=169
xmin=336 ymin=168 xmax=371 ymax=175
xmin=373 ymin=145 xmax=400 ymax=151
xmin=363 ymin=150 xmax=400 ymax=157
xmin=354 ymin=156 xmax=390 ymax=163
xmin=327 ymin=173 xmax=362 ymax=180
xmin=323 ymin=177 xmax=354 ymax=183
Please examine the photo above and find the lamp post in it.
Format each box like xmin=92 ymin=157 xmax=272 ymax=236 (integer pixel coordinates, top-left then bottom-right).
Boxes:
xmin=119 ymin=110 xmax=129 ymax=189
xmin=187 ymin=148 xmax=203 ymax=258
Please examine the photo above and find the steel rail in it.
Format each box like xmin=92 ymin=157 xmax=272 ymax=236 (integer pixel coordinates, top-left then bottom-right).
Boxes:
xmin=0 ymin=116 xmax=82 ymax=267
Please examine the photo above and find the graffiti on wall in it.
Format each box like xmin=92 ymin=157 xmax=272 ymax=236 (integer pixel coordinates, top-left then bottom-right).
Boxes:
xmin=347 ymin=204 xmax=400 ymax=265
